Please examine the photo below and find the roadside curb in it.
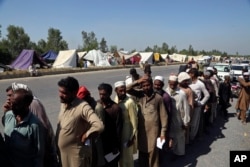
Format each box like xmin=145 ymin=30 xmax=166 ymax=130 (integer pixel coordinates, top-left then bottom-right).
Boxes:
xmin=0 ymin=63 xmax=184 ymax=80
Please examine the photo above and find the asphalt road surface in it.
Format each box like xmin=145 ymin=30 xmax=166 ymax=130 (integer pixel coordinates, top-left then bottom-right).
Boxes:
xmin=0 ymin=65 xmax=249 ymax=167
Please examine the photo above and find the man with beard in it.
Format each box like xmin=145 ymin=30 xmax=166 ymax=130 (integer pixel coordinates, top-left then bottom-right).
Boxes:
xmin=153 ymin=76 xmax=172 ymax=140
xmin=166 ymin=75 xmax=190 ymax=159
xmin=126 ymin=76 xmax=168 ymax=167
xmin=3 ymin=88 xmax=45 ymax=167
xmin=95 ymin=83 xmax=123 ymax=167
xmin=113 ymin=81 xmax=138 ymax=167
xmin=177 ymin=72 xmax=194 ymax=144
xmin=56 ymin=76 xmax=104 ymax=167
xmin=235 ymin=72 xmax=250 ymax=124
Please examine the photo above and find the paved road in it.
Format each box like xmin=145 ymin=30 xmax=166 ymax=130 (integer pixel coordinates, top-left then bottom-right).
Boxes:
xmin=0 ymin=65 xmax=250 ymax=167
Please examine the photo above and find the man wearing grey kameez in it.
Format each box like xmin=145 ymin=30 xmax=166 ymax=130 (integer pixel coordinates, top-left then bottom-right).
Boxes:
xmin=166 ymin=75 xmax=190 ymax=159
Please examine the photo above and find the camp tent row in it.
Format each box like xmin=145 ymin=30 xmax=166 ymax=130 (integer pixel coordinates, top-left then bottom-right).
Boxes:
xmin=10 ymin=49 xmax=114 ymax=70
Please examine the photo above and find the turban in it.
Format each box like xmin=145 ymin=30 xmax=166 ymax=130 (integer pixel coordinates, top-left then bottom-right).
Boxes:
xmin=154 ymin=76 xmax=164 ymax=83
xmin=204 ymin=71 xmax=211 ymax=76
xmin=114 ymin=81 xmax=126 ymax=88
xmin=243 ymin=72 xmax=250 ymax=76
xmin=77 ymin=86 xmax=90 ymax=99
xmin=178 ymin=72 xmax=190 ymax=83
xmin=12 ymin=82 xmax=29 ymax=91
xmin=206 ymin=67 xmax=214 ymax=71
xmin=169 ymin=75 xmax=178 ymax=81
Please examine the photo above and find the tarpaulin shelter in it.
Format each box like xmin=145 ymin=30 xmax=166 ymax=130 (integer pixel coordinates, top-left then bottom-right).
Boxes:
xmin=41 ymin=50 xmax=58 ymax=61
xmin=84 ymin=49 xmax=111 ymax=66
xmin=52 ymin=49 xmax=78 ymax=68
xmin=139 ymin=52 xmax=154 ymax=64
xmin=11 ymin=49 xmax=47 ymax=70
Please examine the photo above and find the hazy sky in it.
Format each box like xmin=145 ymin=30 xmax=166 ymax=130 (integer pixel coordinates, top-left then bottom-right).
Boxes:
xmin=1 ymin=0 xmax=250 ymax=55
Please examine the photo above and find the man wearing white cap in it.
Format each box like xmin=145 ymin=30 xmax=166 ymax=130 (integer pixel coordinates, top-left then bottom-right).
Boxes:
xmin=187 ymin=68 xmax=210 ymax=142
xmin=177 ymin=72 xmax=194 ymax=144
xmin=113 ymin=81 xmax=138 ymax=167
xmin=153 ymin=76 xmax=172 ymax=124
xmin=126 ymin=76 xmax=168 ymax=167
xmin=166 ymin=74 xmax=190 ymax=159
xmin=235 ymin=72 xmax=250 ymax=124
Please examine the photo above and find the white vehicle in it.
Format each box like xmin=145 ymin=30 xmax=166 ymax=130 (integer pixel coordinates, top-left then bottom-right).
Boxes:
xmin=213 ymin=63 xmax=231 ymax=81
xmin=229 ymin=64 xmax=249 ymax=82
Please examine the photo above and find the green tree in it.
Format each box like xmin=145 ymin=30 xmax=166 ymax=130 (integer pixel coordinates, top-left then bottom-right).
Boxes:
xmin=161 ymin=42 xmax=169 ymax=53
xmin=46 ymin=28 xmax=68 ymax=52
xmin=169 ymin=46 xmax=178 ymax=54
xmin=110 ymin=45 xmax=117 ymax=53
xmin=0 ymin=25 xmax=31 ymax=58
xmin=99 ymin=37 xmax=108 ymax=52
xmin=81 ymin=31 xmax=98 ymax=51
xmin=36 ymin=39 xmax=47 ymax=53
xmin=144 ymin=46 xmax=153 ymax=52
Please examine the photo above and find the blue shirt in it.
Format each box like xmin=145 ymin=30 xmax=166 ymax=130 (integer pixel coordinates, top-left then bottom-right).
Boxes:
xmin=4 ymin=111 xmax=44 ymax=167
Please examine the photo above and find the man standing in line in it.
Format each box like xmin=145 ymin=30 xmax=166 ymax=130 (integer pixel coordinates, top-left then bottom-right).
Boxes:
xmin=56 ymin=76 xmax=104 ymax=167
xmin=177 ymin=72 xmax=194 ymax=144
xmin=3 ymin=83 xmax=59 ymax=167
xmin=153 ymin=76 xmax=172 ymax=140
xmin=95 ymin=83 xmax=123 ymax=167
xmin=235 ymin=72 xmax=250 ymax=124
xmin=218 ymin=75 xmax=233 ymax=120
xmin=166 ymin=75 xmax=190 ymax=159
xmin=188 ymin=68 xmax=210 ymax=142
xmin=113 ymin=81 xmax=138 ymax=167
xmin=3 ymin=88 xmax=45 ymax=167
xmin=126 ymin=76 xmax=168 ymax=167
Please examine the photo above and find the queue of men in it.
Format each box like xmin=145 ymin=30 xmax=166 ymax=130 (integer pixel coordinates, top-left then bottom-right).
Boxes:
xmin=0 ymin=65 xmax=249 ymax=167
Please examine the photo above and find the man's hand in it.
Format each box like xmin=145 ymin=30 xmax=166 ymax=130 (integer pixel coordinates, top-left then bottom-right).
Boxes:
xmin=3 ymin=101 xmax=12 ymax=112
xmin=160 ymin=136 xmax=165 ymax=142
xmin=80 ymin=133 xmax=87 ymax=143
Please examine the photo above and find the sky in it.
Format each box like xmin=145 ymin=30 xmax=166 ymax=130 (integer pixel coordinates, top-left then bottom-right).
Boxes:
xmin=0 ymin=0 xmax=250 ymax=55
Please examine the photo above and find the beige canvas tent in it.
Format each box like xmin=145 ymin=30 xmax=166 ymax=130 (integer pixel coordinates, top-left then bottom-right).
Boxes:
xmin=52 ymin=49 xmax=78 ymax=68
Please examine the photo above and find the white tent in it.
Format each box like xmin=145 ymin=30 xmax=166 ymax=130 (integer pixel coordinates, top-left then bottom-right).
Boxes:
xmin=84 ymin=49 xmax=111 ymax=66
xmin=52 ymin=49 xmax=78 ymax=68
xmin=161 ymin=54 xmax=169 ymax=59
xmin=77 ymin=51 xmax=87 ymax=60
xmin=169 ymin=53 xmax=187 ymax=62
xmin=139 ymin=52 xmax=154 ymax=64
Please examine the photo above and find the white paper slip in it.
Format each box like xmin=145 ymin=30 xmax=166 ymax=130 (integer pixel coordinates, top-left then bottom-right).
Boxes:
xmin=104 ymin=151 xmax=120 ymax=162
xmin=156 ymin=137 xmax=165 ymax=149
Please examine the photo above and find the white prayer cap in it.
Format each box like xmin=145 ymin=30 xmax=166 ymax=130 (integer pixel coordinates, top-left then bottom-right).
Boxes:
xmin=178 ymin=72 xmax=191 ymax=83
xmin=12 ymin=82 xmax=29 ymax=91
xmin=203 ymin=71 xmax=211 ymax=76
xmin=206 ymin=67 xmax=214 ymax=71
xmin=169 ymin=75 xmax=178 ymax=81
xmin=114 ymin=81 xmax=126 ymax=88
xmin=243 ymin=72 xmax=250 ymax=76
xmin=154 ymin=76 xmax=164 ymax=83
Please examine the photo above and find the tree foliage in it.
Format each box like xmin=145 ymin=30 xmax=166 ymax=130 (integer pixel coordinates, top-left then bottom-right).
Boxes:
xmin=0 ymin=25 xmax=31 ymax=58
xmin=46 ymin=28 xmax=68 ymax=52
xmin=110 ymin=45 xmax=117 ymax=53
xmin=81 ymin=31 xmax=98 ymax=51
xmin=99 ymin=37 xmax=108 ymax=52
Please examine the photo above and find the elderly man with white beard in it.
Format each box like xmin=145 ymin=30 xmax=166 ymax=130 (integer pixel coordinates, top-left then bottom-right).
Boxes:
xmin=165 ymin=75 xmax=190 ymax=160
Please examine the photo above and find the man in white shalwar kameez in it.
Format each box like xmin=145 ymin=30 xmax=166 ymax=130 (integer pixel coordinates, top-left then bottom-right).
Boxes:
xmin=114 ymin=81 xmax=138 ymax=167
xmin=166 ymin=75 xmax=190 ymax=157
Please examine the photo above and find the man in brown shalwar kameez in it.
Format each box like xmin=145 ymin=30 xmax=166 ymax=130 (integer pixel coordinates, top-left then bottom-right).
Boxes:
xmin=56 ymin=76 xmax=104 ymax=167
xmin=235 ymin=72 xmax=250 ymax=125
